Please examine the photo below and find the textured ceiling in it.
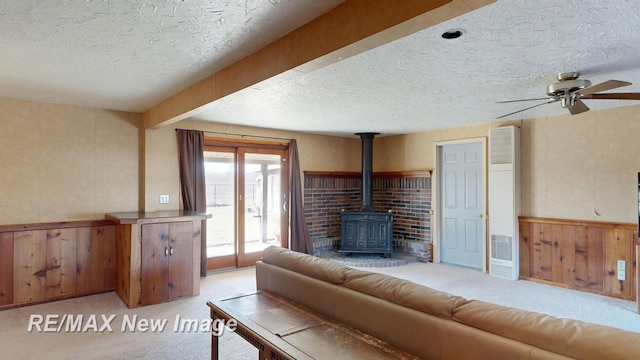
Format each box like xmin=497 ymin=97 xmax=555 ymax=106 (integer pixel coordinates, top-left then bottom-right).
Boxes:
xmin=0 ymin=0 xmax=343 ymax=112
xmin=2 ymin=0 xmax=640 ymax=137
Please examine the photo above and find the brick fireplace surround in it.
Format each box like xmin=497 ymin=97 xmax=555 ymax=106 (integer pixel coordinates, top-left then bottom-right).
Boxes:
xmin=303 ymin=171 xmax=432 ymax=261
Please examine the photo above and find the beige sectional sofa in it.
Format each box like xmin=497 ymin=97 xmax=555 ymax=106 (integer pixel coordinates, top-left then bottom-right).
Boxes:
xmin=256 ymin=245 xmax=640 ymax=359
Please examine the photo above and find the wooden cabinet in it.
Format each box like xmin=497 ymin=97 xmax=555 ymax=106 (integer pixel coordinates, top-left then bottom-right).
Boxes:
xmin=0 ymin=221 xmax=115 ymax=309
xmin=140 ymin=221 xmax=194 ymax=305
xmin=107 ymin=211 xmax=210 ymax=308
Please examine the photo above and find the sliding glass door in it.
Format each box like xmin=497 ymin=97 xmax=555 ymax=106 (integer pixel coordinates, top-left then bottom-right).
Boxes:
xmin=204 ymin=141 xmax=288 ymax=270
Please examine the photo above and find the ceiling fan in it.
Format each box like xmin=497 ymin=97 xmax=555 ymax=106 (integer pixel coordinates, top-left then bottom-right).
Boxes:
xmin=496 ymin=72 xmax=640 ymax=119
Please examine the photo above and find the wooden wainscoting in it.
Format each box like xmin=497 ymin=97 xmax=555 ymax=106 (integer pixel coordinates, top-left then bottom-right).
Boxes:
xmin=0 ymin=220 xmax=116 ymax=310
xmin=637 ymin=237 xmax=640 ymax=312
xmin=519 ymin=217 xmax=637 ymax=302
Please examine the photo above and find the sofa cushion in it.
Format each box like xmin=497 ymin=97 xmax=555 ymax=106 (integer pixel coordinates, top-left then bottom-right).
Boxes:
xmin=335 ymin=286 xmax=451 ymax=360
xmin=443 ymin=320 xmax=574 ymax=360
xmin=261 ymin=245 xmax=349 ymax=285
xmin=454 ymin=299 xmax=640 ymax=360
xmin=257 ymin=261 xmax=339 ymax=318
xmin=343 ymin=269 xmax=465 ymax=319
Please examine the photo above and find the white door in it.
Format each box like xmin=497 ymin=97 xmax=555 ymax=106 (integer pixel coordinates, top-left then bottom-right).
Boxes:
xmin=439 ymin=142 xmax=484 ymax=269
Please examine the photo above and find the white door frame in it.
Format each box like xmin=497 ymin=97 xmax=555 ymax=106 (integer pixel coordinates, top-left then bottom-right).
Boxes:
xmin=432 ymin=137 xmax=488 ymax=272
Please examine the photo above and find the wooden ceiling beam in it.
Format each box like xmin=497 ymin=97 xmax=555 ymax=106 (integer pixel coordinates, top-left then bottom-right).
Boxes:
xmin=142 ymin=0 xmax=494 ymax=129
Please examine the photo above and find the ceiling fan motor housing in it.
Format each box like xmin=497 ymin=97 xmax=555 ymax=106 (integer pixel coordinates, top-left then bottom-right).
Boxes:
xmin=546 ymin=79 xmax=592 ymax=97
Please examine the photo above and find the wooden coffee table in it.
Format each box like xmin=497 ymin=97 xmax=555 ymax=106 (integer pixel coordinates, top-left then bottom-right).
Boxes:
xmin=207 ymin=290 xmax=419 ymax=360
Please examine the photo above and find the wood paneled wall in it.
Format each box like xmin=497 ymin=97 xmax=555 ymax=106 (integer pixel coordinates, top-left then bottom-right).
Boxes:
xmin=519 ymin=217 xmax=636 ymax=301
xmin=0 ymin=233 xmax=13 ymax=306
xmin=0 ymin=221 xmax=115 ymax=309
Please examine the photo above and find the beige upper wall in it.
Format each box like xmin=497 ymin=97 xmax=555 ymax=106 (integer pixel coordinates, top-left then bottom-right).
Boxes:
xmin=521 ymin=105 xmax=640 ymax=222
xmin=376 ymin=104 xmax=640 ymax=223
xmin=0 ymin=97 xmax=360 ymax=224
xmin=3 ymin=96 xmax=640 ymax=225
xmin=374 ymin=120 xmax=518 ymax=171
xmin=0 ymin=98 xmax=139 ymax=224
xmin=142 ymin=119 xmax=361 ymax=212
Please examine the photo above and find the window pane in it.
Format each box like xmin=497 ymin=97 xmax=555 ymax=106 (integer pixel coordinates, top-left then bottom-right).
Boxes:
xmin=204 ymin=151 xmax=235 ymax=257
xmin=244 ymin=152 xmax=281 ymax=253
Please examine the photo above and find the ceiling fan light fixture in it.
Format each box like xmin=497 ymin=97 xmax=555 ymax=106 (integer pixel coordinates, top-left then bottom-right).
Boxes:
xmin=560 ymin=96 xmax=576 ymax=108
xmin=441 ymin=29 xmax=464 ymax=39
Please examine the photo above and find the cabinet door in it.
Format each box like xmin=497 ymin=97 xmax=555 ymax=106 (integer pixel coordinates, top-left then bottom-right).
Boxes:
xmin=167 ymin=221 xmax=194 ymax=300
xmin=141 ymin=222 xmax=194 ymax=305
xmin=140 ymin=223 xmax=170 ymax=305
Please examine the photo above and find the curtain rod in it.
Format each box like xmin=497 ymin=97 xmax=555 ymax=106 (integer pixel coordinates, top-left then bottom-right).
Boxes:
xmin=175 ymin=128 xmax=292 ymax=141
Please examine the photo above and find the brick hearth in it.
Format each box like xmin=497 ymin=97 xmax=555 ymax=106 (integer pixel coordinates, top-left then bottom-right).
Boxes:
xmin=303 ymin=171 xmax=431 ymax=261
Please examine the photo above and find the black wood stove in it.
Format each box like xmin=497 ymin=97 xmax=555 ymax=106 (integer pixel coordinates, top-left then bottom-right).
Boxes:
xmin=339 ymin=133 xmax=393 ymax=257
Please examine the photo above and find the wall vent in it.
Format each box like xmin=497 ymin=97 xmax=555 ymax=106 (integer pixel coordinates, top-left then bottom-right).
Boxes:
xmin=488 ymin=126 xmax=520 ymax=280
xmin=490 ymin=126 xmax=514 ymax=165
xmin=491 ymin=235 xmax=512 ymax=261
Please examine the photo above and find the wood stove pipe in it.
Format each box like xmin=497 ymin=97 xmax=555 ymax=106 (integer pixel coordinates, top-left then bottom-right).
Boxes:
xmin=356 ymin=132 xmax=379 ymax=212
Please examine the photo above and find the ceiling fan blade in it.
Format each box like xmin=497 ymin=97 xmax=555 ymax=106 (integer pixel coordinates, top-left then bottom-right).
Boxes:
xmin=569 ymin=98 xmax=589 ymax=115
xmin=496 ymin=99 xmax=558 ymax=119
xmin=496 ymin=97 xmax=552 ymax=104
xmin=584 ymin=92 xmax=640 ymax=100
xmin=575 ymin=80 xmax=631 ymax=96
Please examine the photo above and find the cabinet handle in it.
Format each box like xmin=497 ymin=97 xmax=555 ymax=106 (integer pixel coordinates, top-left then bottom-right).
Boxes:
xmin=165 ymin=247 xmax=168 ymax=256
xmin=170 ymin=247 xmax=174 ymax=256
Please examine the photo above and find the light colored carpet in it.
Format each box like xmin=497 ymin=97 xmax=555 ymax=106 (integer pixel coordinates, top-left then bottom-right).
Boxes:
xmin=370 ymin=263 xmax=640 ymax=333
xmin=0 ymin=267 xmax=258 ymax=360
xmin=1 ymin=262 xmax=638 ymax=360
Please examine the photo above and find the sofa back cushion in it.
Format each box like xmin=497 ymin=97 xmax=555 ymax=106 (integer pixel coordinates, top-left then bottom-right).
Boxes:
xmin=440 ymin=321 xmax=571 ymax=360
xmin=256 ymin=261 xmax=340 ymax=318
xmin=343 ymin=269 xmax=465 ymax=319
xmin=261 ymin=245 xmax=349 ymax=285
xmin=454 ymin=300 xmax=640 ymax=360
xmin=334 ymin=286 xmax=451 ymax=360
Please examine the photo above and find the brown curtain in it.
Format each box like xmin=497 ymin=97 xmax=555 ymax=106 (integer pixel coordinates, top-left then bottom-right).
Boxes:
xmin=176 ymin=129 xmax=207 ymax=277
xmin=289 ymin=139 xmax=312 ymax=254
